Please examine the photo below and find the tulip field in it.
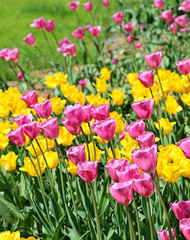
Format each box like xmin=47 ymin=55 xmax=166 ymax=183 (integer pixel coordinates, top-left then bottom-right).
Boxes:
xmin=1 ymin=0 xmax=190 ymax=239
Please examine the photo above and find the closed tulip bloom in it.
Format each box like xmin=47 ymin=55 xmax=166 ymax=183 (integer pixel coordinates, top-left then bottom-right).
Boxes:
xmin=30 ymin=16 xmax=46 ymax=30
xmin=72 ymin=27 xmax=84 ymax=40
xmin=45 ymin=19 xmax=55 ymax=32
xmin=169 ymin=23 xmax=178 ymax=34
xmin=112 ymin=11 xmax=123 ymax=24
xmin=7 ymin=127 xmax=26 ymax=147
xmin=5 ymin=48 xmax=19 ymax=62
xmin=175 ymin=14 xmax=187 ymax=27
xmin=83 ymin=2 xmax=93 ymax=11
xmin=79 ymin=79 xmax=87 ymax=87
xmin=84 ymin=25 xmax=91 ymax=31
xmin=170 ymin=201 xmax=190 ymax=220
xmin=82 ymin=104 xmax=93 ymax=122
xmin=20 ymin=90 xmax=38 ymax=108
xmin=64 ymin=43 xmax=77 ymax=57
xmin=0 ymin=48 xmax=10 ymax=61
xmin=176 ymin=59 xmax=190 ymax=75
xmin=131 ymin=144 xmax=157 ymax=173
xmin=122 ymin=22 xmax=136 ymax=33
xmin=64 ymin=103 xmax=84 ymax=126
xmin=179 ymin=0 xmax=190 ymax=12
xmin=67 ymin=145 xmax=87 ymax=165
xmin=102 ymin=0 xmax=109 ymax=7
xmin=157 ymin=229 xmax=176 ymax=240
xmin=22 ymin=122 xmax=40 ymax=139
xmin=17 ymin=72 xmax=24 ymax=80
xmin=180 ymin=27 xmax=188 ymax=34
xmin=180 ymin=218 xmax=190 ymax=239
xmin=13 ymin=114 xmax=32 ymax=126
xmin=32 ymin=100 xmax=52 ymax=118
xmin=133 ymin=173 xmax=155 ymax=197
xmin=109 ymin=181 xmax=133 ymax=206
xmin=136 ymin=131 xmax=155 ymax=148
xmin=161 ymin=10 xmax=172 ymax=22
xmin=23 ymin=33 xmax=36 ymax=46
xmin=39 ymin=118 xmax=59 ymax=139
xmin=118 ymin=163 xmax=139 ymax=182
xmin=91 ymin=118 xmax=116 ymax=141
xmin=132 ymin=98 xmax=154 ymax=120
xmin=152 ymin=0 xmax=164 ymax=9
xmin=135 ymin=42 xmax=143 ymax=49
xmin=176 ymin=136 xmax=190 ymax=159
xmin=1 ymin=151 xmax=18 ymax=172
xmin=137 ymin=70 xmax=154 ymax=88
xmin=112 ymin=58 xmax=119 ymax=65
xmin=127 ymin=35 xmax=135 ymax=43
xmin=125 ymin=120 xmax=145 ymax=140
xmin=89 ymin=26 xmax=101 ymax=37
xmin=68 ymin=1 xmax=80 ymax=10
xmin=91 ymin=103 xmax=110 ymax=120
xmin=77 ymin=161 xmax=98 ymax=183
xmin=144 ymin=51 xmax=162 ymax=69
xmin=62 ymin=118 xmax=81 ymax=135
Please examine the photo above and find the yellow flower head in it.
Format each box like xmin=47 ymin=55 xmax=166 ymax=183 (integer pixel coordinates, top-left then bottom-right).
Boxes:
xmin=165 ymin=95 xmax=182 ymax=114
xmin=45 ymin=72 xmax=68 ymax=89
xmin=110 ymin=111 xmax=125 ymax=134
xmin=0 ymin=231 xmax=20 ymax=240
xmin=100 ymin=67 xmax=111 ymax=81
xmin=57 ymin=126 xmax=76 ymax=146
xmin=84 ymin=142 xmax=104 ymax=162
xmin=50 ymin=97 xmax=66 ymax=115
xmin=109 ymin=88 xmax=125 ymax=105
xmin=39 ymin=151 xmax=59 ymax=169
xmin=94 ymin=135 xmax=108 ymax=145
xmin=86 ymin=93 xmax=110 ymax=106
xmin=67 ymin=159 xmax=77 ymax=175
xmin=154 ymin=118 xmax=176 ymax=135
xmin=93 ymin=78 xmax=110 ymax=94
xmin=127 ymin=73 xmax=138 ymax=85
xmin=107 ymin=148 xmax=122 ymax=162
xmin=181 ymin=93 xmax=190 ymax=106
xmin=1 ymin=151 xmax=18 ymax=171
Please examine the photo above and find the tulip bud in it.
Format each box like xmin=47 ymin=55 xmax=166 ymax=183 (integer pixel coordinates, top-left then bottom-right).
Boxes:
xmin=39 ymin=118 xmax=59 ymax=139
xmin=67 ymin=145 xmax=87 ymax=165
xmin=112 ymin=11 xmax=123 ymax=24
xmin=32 ymin=100 xmax=52 ymax=118
xmin=144 ymin=51 xmax=162 ymax=69
xmin=77 ymin=161 xmax=98 ymax=183
xmin=137 ymin=70 xmax=154 ymax=88
xmin=132 ymin=98 xmax=154 ymax=120
xmin=7 ymin=127 xmax=26 ymax=146
xmin=22 ymin=122 xmax=40 ymax=139
xmin=23 ymin=33 xmax=36 ymax=46
xmin=62 ymin=118 xmax=81 ymax=135
xmin=64 ymin=103 xmax=85 ymax=126
xmin=20 ymin=90 xmax=38 ymax=108
xmin=125 ymin=120 xmax=145 ymax=140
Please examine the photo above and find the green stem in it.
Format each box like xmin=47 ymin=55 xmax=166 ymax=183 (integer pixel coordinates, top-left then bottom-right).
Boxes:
xmin=52 ymin=32 xmax=59 ymax=46
xmin=126 ymin=205 xmax=136 ymax=240
xmin=133 ymin=197 xmax=141 ymax=240
xmin=88 ymin=122 xmax=96 ymax=161
xmin=109 ymin=139 xmax=116 ymax=158
xmin=80 ymin=126 xmax=91 ymax=161
xmin=147 ymin=197 xmax=154 ymax=240
xmin=103 ymin=140 xmax=108 ymax=162
xmin=156 ymin=70 xmax=167 ymax=118
xmin=42 ymin=30 xmax=51 ymax=50
xmin=75 ymin=134 xmax=80 ymax=145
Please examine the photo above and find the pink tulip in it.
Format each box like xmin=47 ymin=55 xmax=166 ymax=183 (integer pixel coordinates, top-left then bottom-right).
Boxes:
xmin=119 ymin=130 xmax=126 ymax=141
xmin=68 ymin=1 xmax=80 ymax=11
xmin=5 ymin=48 xmax=19 ymax=62
xmin=45 ymin=19 xmax=55 ymax=32
xmin=39 ymin=118 xmax=59 ymax=139
xmin=122 ymin=22 xmax=136 ymax=33
xmin=136 ymin=131 xmax=155 ymax=148
xmin=17 ymin=72 xmax=24 ymax=80
xmin=20 ymin=90 xmax=38 ymax=108
xmin=23 ymin=33 xmax=36 ymax=46
xmin=180 ymin=27 xmax=188 ymax=34
xmin=175 ymin=14 xmax=187 ymax=27
xmin=102 ymin=0 xmax=109 ymax=7
xmin=7 ymin=127 xmax=26 ymax=147
xmin=161 ymin=10 xmax=172 ymax=22
xmin=176 ymin=59 xmax=190 ymax=75
xmin=32 ymin=100 xmax=52 ymax=119
xmin=109 ymin=181 xmax=133 ymax=206
xmin=169 ymin=23 xmax=178 ymax=34
xmin=77 ymin=161 xmax=98 ymax=183
xmin=64 ymin=103 xmax=84 ymax=126
xmin=144 ymin=51 xmax=162 ymax=69
xmin=152 ymin=0 xmax=164 ymax=9
xmin=133 ymin=173 xmax=155 ymax=197
xmin=135 ymin=42 xmax=143 ymax=49
xmin=176 ymin=136 xmax=190 ymax=158
xmin=157 ymin=229 xmax=176 ymax=240
xmin=137 ymin=70 xmax=154 ymax=88
xmin=83 ymin=2 xmax=93 ymax=11
xmin=180 ymin=218 xmax=190 ymax=239
xmin=72 ymin=27 xmax=84 ymax=40
xmin=82 ymin=104 xmax=93 ymax=123
xmin=0 ymin=48 xmax=10 ymax=61
xmin=13 ymin=114 xmax=32 ymax=127
xmin=79 ymin=79 xmax=87 ymax=87
xmin=140 ymin=25 xmax=145 ymax=30
xmin=132 ymin=98 xmax=154 ymax=120
xmin=112 ymin=58 xmax=119 ymax=65
xmin=62 ymin=118 xmax=81 ymax=135
xmin=112 ymin=11 xmax=123 ymax=24
xmin=22 ymin=122 xmax=40 ymax=139
xmin=91 ymin=118 xmax=116 ymax=141
xmin=170 ymin=201 xmax=190 ymax=220
xmin=67 ymin=145 xmax=87 ymax=165
xmin=30 ymin=17 xmax=46 ymax=30
xmin=179 ymin=0 xmax=190 ymax=12
xmin=108 ymin=49 xmax=112 ymax=54
xmin=89 ymin=26 xmax=101 ymax=37
xmin=84 ymin=25 xmax=91 ymax=31
xmin=57 ymin=38 xmax=71 ymax=52
xmin=125 ymin=120 xmax=145 ymax=140
xmin=63 ymin=43 xmax=77 ymax=57
xmin=131 ymin=144 xmax=157 ymax=173
xmin=127 ymin=35 xmax=135 ymax=43
xmin=91 ymin=103 xmax=110 ymax=120
xmin=118 ymin=163 xmax=139 ymax=182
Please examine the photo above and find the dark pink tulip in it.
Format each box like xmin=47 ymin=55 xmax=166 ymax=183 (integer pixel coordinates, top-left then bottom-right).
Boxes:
xmin=20 ymin=90 xmax=38 ymax=108
xmin=125 ymin=120 xmax=145 ymax=140
xmin=79 ymin=79 xmax=87 ymax=87
xmin=91 ymin=118 xmax=116 ymax=141
xmin=62 ymin=118 xmax=81 ymax=135
xmin=83 ymin=2 xmax=93 ymax=11
xmin=5 ymin=48 xmax=19 ymax=62
xmin=17 ymin=72 xmax=24 ymax=80
xmin=0 ymin=48 xmax=10 ymax=61
xmin=84 ymin=25 xmax=91 ymax=31
xmin=39 ymin=118 xmax=59 ymax=139
xmin=127 ymin=35 xmax=135 ymax=43
xmin=32 ymin=100 xmax=52 ymax=119
xmin=68 ymin=1 xmax=80 ymax=10
xmin=131 ymin=144 xmax=157 ymax=173
xmin=72 ymin=27 xmax=84 ymax=40
xmin=136 ymin=131 xmax=155 ymax=148
xmin=180 ymin=27 xmax=188 ymax=34
xmin=91 ymin=103 xmax=110 ymax=121
xmin=105 ymin=159 xmax=129 ymax=182
xmin=176 ymin=59 xmax=190 ymax=75
xmin=133 ymin=173 xmax=155 ymax=197
xmin=64 ymin=43 xmax=77 ymax=57
xmin=132 ymin=98 xmax=154 ymax=120
xmin=22 ymin=122 xmax=40 ymax=139
xmin=82 ymin=104 xmax=93 ymax=123
xmin=13 ymin=114 xmax=32 ymax=127
xmin=7 ymin=127 xmax=26 ymax=147
xmin=45 ymin=19 xmax=55 ymax=32
xmin=67 ymin=145 xmax=87 ymax=165
xmin=77 ymin=161 xmax=98 ymax=183
xmin=30 ymin=17 xmax=46 ymax=30
xmin=112 ymin=58 xmax=119 ymax=65
xmin=119 ymin=130 xmax=126 ymax=141
xmin=144 ymin=51 xmax=162 ymax=69
xmin=122 ymin=22 xmax=136 ymax=33
xmin=157 ymin=229 xmax=176 ymax=240
xmin=64 ymin=103 xmax=84 ymax=126
xmin=89 ymin=26 xmax=101 ymax=37
xmin=112 ymin=11 xmax=123 ymax=24
xmin=137 ymin=70 xmax=154 ymax=88
xmin=109 ymin=181 xmax=133 ymax=206
xmin=176 ymin=137 xmax=190 ymax=158
xmin=118 ymin=163 xmax=139 ymax=182
xmin=135 ymin=42 xmax=143 ymax=49
xmin=102 ymin=0 xmax=109 ymax=7
xmin=169 ymin=23 xmax=178 ymax=34
xmin=108 ymin=49 xmax=112 ymax=54
xmin=180 ymin=218 xmax=190 ymax=240
xmin=170 ymin=201 xmax=190 ymax=220
xmin=140 ymin=25 xmax=145 ymax=30
xmin=161 ymin=10 xmax=172 ymax=22
xmin=23 ymin=33 xmax=36 ymax=46
xmin=179 ymin=0 xmax=190 ymax=12
xmin=152 ymin=0 xmax=164 ymax=9
xmin=175 ymin=14 xmax=187 ymax=27
xmin=59 ymin=38 xmax=71 ymax=47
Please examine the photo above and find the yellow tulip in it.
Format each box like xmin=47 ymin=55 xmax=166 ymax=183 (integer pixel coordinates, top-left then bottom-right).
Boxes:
xmin=39 ymin=151 xmax=59 ymax=169
xmin=109 ymin=88 xmax=125 ymax=106
xmin=165 ymin=95 xmax=182 ymax=114
xmin=154 ymin=118 xmax=176 ymax=135
xmin=50 ymin=97 xmax=66 ymax=115
xmin=100 ymin=67 xmax=111 ymax=81
xmin=57 ymin=126 xmax=76 ymax=146
xmin=1 ymin=151 xmax=18 ymax=171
